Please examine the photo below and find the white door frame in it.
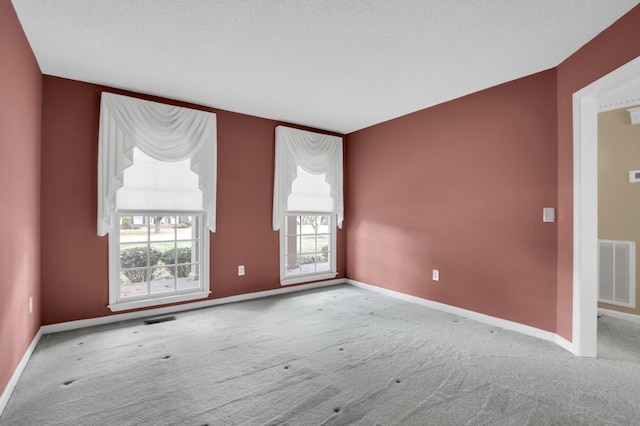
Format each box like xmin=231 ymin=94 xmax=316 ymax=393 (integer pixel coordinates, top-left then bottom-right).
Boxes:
xmin=572 ymin=56 xmax=640 ymax=356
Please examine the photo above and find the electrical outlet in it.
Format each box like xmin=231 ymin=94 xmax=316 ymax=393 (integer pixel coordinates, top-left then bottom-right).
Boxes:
xmin=238 ymin=265 xmax=245 ymax=276
xmin=432 ymin=270 xmax=439 ymax=281
xmin=29 ymin=296 xmax=33 ymax=314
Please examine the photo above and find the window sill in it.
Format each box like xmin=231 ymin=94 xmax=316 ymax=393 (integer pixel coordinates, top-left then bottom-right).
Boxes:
xmin=280 ymin=272 xmax=337 ymax=286
xmin=108 ymin=291 xmax=211 ymax=312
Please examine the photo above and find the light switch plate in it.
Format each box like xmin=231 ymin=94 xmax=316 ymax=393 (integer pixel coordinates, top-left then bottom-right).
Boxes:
xmin=543 ymin=207 xmax=555 ymax=223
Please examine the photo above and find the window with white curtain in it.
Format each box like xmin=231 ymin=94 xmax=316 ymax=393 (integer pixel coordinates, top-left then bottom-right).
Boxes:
xmin=273 ymin=126 xmax=343 ymax=285
xmin=98 ymin=92 xmax=216 ymax=311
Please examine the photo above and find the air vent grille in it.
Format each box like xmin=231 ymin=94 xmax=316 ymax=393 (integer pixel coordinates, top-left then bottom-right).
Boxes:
xmin=598 ymin=240 xmax=635 ymax=308
xmin=144 ymin=315 xmax=176 ymax=325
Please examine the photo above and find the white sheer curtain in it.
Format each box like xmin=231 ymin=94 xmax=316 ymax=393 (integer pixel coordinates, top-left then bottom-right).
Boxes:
xmin=272 ymin=126 xmax=343 ymax=230
xmin=98 ymin=92 xmax=217 ymax=236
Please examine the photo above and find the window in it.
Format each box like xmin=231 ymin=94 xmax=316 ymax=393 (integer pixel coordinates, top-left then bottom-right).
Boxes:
xmin=98 ymin=92 xmax=217 ymax=311
xmin=273 ymin=126 xmax=343 ymax=285
xmin=112 ymin=212 xmax=209 ymax=309
xmin=281 ymin=214 xmax=336 ymax=284
xmin=106 ymin=147 xmax=211 ymax=311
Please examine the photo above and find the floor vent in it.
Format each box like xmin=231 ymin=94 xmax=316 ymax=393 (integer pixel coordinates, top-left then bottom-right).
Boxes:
xmin=598 ymin=239 xmax=635 ymax=308
xmin=144 ymin=316 xmax=176 ymax=325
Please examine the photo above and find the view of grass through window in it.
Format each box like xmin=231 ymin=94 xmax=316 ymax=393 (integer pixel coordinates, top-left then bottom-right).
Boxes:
xmin=284 ymin=214 xmax=331 ymax=277
xmin=118 ymin=214 xmax=201 ymax=299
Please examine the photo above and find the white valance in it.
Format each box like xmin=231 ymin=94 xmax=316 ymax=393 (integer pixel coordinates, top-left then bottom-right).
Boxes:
xmin=273 ymin=126 xmax=343 ymax=230
xmin=98 ymin=92 xmax=217 ymax=236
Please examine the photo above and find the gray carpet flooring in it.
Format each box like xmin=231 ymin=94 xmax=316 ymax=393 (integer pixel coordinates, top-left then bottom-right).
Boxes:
xmin=2 ymin=284 xmax=640 ymax=425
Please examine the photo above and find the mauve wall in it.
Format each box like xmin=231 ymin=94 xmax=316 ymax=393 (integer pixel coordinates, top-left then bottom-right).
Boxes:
xmin=0 ymin=0 xmax=42 ymax=397
xmin=40 ymin=76 xmax=346 ymax=325
xmin=346 ymin=70 xmax=559 ymax=332
xmin=555 ymin=4 xmax=640 ymax=340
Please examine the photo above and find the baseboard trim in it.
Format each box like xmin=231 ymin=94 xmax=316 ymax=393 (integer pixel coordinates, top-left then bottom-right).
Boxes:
xmin=554 ymin=334 xmax=574 ymax=353
xmin=0 ymin=328 xmax=43 ymax=417
xmin=598 ymin=307 xmax=640 ymax=325
xmin=346 ymin=279 xmax=569 ymax=350
xmin=42 ymin=279 xmax=345 ymax=334
xmin=4 ymin=277 xmax=578 ymax=417
xmin=41 ymin=278 xmax=576 ymax=351
xmin=2 ymin=280 xmax=343 ymax=416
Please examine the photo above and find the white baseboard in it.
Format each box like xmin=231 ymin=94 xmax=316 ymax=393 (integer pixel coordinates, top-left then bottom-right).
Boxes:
xmin=3 ymin=277 xmax=579 ymax=417
xmin=42 ymin=279 xmax=345 ymax=334
xmin=346 ymin=279 xmax=570 ymax=351
xmin=554 ymin=334 xmax=574 ymax=353
xmin=598 ymin=307 xmax=640 ymax=325
xmin=0 ymin=328 xmax=43 ymax=417
xmin=1 ymin=280 xmax=344 ymax=416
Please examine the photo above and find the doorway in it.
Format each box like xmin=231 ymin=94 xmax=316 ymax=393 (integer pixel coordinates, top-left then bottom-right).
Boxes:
xmin=573 ymin=55 xmax=640 ymax=357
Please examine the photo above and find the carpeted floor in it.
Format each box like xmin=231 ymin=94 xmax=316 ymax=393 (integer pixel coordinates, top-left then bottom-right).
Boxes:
xmin=597 ymin=314 xmax=640 ymax=364
xmin=2 ymin=284 xmax=640 ymax=425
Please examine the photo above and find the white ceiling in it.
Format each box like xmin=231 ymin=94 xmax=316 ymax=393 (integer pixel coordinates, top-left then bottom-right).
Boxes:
xmin=11 ymin=0 xmax=640 ymax=134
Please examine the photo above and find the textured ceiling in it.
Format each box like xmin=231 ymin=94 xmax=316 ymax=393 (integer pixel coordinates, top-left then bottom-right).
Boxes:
xmin=11 ymin=0 xmax=640 ymax=134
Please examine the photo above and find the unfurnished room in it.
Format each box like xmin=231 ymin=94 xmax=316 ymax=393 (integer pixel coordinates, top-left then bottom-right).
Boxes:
xmin=3 ymin=1 xmax=640 ymax=424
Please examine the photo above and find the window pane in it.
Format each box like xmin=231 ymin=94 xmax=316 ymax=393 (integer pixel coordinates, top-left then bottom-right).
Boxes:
xmin=148 ymin=216 xmax=176 ymax=242
xmin=120 ymin=268 xmax=150 ymax=299
xmin=301 ymin=215 xmax=317 ymax=235
xmin=285 ymin=255 xmax=299 ymax=276
xmin=120 ymin=226 xmax=149 ymax=244
xmin=121 ymin=267 xmax=149 ymax=285
xmin=284 ymin=215 xmax=299 ymax=235
xmin=317 ymin=215 xmax=330 ymax=233
xmin=150 ymin=266 xmax=176 ymax=294
xmin=284 ymin=235 xmax=298 ymax=257
xmin=320 ymin=246 xmax=330 ymax=262
xmin=121 ymin=215 xmax=148 ymax=232
xmin=174 ymin=259 xmax=195 ymax=278
xmin=300 ymin=257 xmax=317 ymax=274
xmin=300 ymin=235 xmax=316 ymax=255
xmin=149 ymin=242 xmax=173 ymax=263
xmin=317 ymin=258 xmax=330 ymax=272
xmin=176 ymin=216 xmax=196 ymax=241
xmin=177 ymin=264 xmax=201 ymax=291
xmin=317 ymin=234 xmax=329 ymax=251
xmin=165 ymin=243 xmax=198 ymax=269
xmin=120 ymin=244 xmax=154 ymax=270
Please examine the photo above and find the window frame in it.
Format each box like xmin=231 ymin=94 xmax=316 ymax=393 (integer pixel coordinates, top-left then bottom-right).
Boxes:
xmin=108 ymin=209 xmax=210 ymax=312
xmin=279 ymin=212 xmax=337 ymax=286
